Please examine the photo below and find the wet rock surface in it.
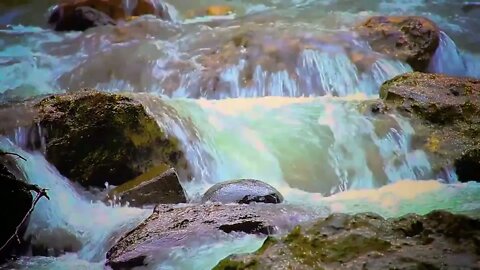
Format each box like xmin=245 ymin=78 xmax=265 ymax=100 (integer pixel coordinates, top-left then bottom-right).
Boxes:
xmin=107 ymin=164 xmax=187 ymax=207
xmin=0 ymin=155 xmax=33 ymax=262
xmin=35 ymin=91 xmax=184 ymax=187
xmin=201 ymin=179 xmax=283 ymax=204
xmin=379 ymin=72 xmax=480 ymax=182
xmin=106 ymin=203 xmax=318 ymax=269
xmin=48 ymin=0 xmax=172 ymax=31
xmin=356 ymin=16 xmax=440 ymax=71
xmin=214 ymin=210 xmax=480 ymax=270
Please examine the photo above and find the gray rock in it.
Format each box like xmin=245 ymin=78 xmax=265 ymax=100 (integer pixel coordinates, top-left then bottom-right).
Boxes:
xmin=201 ymin=179 xmax=284 ymax=204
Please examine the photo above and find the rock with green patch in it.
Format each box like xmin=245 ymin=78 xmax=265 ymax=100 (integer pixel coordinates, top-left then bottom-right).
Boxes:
xmin=356 ymin=16 xmax=440 ymax=71
xmin=35 ymin=91 xmax=184 ymax=187
xmin=0 ymin=154 xmax=33 ymax=262
xmin=214 ymin=210 xmax=480 ymax=270
xmin=106 ymin=164 xmax=187 ymax=207
xmin=379 ymin=72 xmax=480 ymax=182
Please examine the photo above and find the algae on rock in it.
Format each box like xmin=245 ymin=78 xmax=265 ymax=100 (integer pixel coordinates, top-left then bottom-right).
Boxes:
xmin=35 ymin=91 xmax=185 ymax=187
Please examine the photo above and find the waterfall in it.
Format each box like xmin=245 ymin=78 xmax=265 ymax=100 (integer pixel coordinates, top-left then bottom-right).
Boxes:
xmin=136 ymin=94 xmax=432 ymax=198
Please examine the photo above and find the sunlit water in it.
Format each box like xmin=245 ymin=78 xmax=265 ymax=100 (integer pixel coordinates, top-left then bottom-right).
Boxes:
xmin=1 ymin=0 xmax=480 ymax=269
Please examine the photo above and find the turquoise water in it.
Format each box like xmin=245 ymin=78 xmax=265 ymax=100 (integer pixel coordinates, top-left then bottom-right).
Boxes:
xmin=1 ymin=0 xmax=480 ymax=269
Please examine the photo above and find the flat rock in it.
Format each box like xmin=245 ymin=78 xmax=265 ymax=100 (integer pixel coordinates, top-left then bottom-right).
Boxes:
xmin=214 ymin=210 xmax=480 ymax=270
xmin=201 ymin=179 xmax=283 ymax=204
xmin=106 ymin=203 xmax=319 ymax=269
xmin=107 ymin=164 xmax=187 ymax=207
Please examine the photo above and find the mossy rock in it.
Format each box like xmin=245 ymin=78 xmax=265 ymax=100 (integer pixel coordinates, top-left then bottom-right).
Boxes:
xmin=214 ymin=211 xmax=480 ymax=269
xmin=35 ymin=90 xmax=184 ymax=187
xmin=356 ymin=16 xmax=440 ymax=71
xmin=379 ymin=72 xmax=480 ymax=182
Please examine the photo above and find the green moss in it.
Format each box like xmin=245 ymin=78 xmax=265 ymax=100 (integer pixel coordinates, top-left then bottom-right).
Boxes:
xmin=110 ymin=163 xmax=170 ymax=195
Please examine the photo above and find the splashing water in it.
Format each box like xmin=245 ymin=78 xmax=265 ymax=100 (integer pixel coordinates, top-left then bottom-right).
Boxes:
xmin=136 ymin=94 xmax=432 ymax=198
xmin=0 ymin=138 xmax=150 ymax=262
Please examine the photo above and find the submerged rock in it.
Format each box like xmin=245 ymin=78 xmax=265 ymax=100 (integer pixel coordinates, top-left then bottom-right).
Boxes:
xmin=106 ymin=164 xmax=187 ymax=207
xmin=48 ymin=0 xmax=172 ymax=31
xmin=106 ymin=203 xmax=317 ymax=269
xmin=214 ymin=210 xmax=480 ymax=269
xmin=35 ymin=91 xmax=184 ymax=187
xmin=0 ymin=155 xmax=33 ymax=261
xmin=380 ymin=72 xmax=480 ymax=182
xmin=201 ymin=179 xmax=283 ymax=204
xmin=186 ymin=5 xmax=234 ymax=18
xmin=356 ymin=16 xmax=440 ymax=71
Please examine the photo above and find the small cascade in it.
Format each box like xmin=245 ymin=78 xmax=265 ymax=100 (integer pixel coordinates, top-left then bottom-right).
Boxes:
xmin=136 ymin=95 xmax=432 ymax=198
xmin=0 ymin=138 xmax=149 ymax=262
xmin=428 ymin=31 xmax=480 ymax=78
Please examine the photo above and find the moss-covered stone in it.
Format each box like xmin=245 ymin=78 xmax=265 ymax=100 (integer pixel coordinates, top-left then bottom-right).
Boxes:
xmin=379 ymin=72 xmax=480 ymax=182
xmin=214 ymin=211 xmax=480 ymax=270
xmin=0 ymin=155 xmax=33 ymax=262
xmin=356 ymin=16 xmax=440 ymax=71
xmin=35 ymin=90 xmax=184 ymax=187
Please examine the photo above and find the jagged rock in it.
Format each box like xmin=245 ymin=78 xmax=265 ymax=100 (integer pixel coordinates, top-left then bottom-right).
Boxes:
xmin=106 ymin=164 xmax=187 ymax=207
xmin=35 ymin=91 xmax=185 ymax=187
xmin=214 ymin=210 xmax=480 ymax=270
xmin=379 ymin=72 xmax=480 ymax=182
xmin=356 ymin=16 xmax=440 ymax=71
xmin=48 ymin=0 xmax=172 ymax=31
xmin=106 ymin=203 xmax=317 ymax=269
xmin=0 ymin=155 xmax=33 ymax=262
xmin=201 ymin=179 xmax=283 ymax=204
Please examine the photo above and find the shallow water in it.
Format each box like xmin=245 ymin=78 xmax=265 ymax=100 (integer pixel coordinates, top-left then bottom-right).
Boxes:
xmin=1 ymin=0 xmax=480 ymax=269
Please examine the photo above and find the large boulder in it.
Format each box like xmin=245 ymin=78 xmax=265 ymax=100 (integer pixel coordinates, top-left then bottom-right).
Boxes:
xmin=356 ymin=16 xmax=440 ymax=71
xmin=214 ymin=210 xmax=480 ymax=269
xmin=35 ymin=91 xmax=185 ymax=187
xmin=201 ymin=179 xmax=283 ymax=204
xmin=0 ymin=154 xmax=33 ymax=262
xmin=48 ymin=0 xmax=172 ymax=31
xmin=106 ymin=203 xmax=318 ymax=269
xmin=106 ymin=164 xmax=187 ymax=207
xmin=378 ymin=72 xmax=480 ymax=182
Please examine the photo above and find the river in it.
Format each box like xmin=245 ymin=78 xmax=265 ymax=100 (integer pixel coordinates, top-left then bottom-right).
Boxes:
xmin=1 ymin=0 xmax=480 ymax=269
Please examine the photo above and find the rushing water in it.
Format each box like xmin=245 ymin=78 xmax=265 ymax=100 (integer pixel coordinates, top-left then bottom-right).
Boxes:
xmin=1 ymin=0 xmax=480 ymax=269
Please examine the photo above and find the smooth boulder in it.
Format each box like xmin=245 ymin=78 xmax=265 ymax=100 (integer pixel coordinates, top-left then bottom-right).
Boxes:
xmin=215 ymin=210 xmax=480 ymax=269
xmin=106 ymin=164 xmax=187 ymax=207
xmin=106 ymin=203 xmax=317 ymax=269
xmin=35 ymin=91 xmax=184 ymax=187
xmin=379 ymin=72 xmax=480 ymax=182
xmin=356 ymin=16 xmax=440 ymax=71
xmin=201 ymin=179 xmax=283 ymax=204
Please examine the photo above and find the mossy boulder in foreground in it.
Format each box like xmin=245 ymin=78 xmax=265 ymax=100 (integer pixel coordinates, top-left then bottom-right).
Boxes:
xmin=379 ymin=72 xmax=480 ymax=182
xmin=35 ymin=91 xmax=184 ymax=187
xmin=214 ymin=210 xmax=480 ymax=269
xmin=356 ymin=16 xmax=440 ymax=71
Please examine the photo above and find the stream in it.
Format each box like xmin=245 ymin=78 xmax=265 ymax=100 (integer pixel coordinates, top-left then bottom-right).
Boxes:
xmin=1 ymin=0 xmax=480 ymax=269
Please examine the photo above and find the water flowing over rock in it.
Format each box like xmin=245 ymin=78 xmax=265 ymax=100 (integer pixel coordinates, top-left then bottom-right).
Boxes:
xmin=0 ymin=155 xmax=33 ymax=261
xmin=106 ymin=203 xmax=319 ymax=269
xmin=356 ymin=16 xmax=440 ymax=72
xmin=201 ymin=179 xmax=283 ymax=204
xmin=379 ymin=72 xmax=480 ymax=182
xmin=106 ymin=164 xmax=187 ymax=207
xmin=34 ymin=91 xmax=185 ymax=187
xmin=48 ymin=0 xmax=173 ymax=31
xmin=214 ymin=210 xmax=480 ymax=270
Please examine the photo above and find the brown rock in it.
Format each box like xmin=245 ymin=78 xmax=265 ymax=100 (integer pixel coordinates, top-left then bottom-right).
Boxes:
xmin=356 ymin=16 xmax=440 ymax=71
xmin=48 ymin=0 xmax=171 ymax=31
